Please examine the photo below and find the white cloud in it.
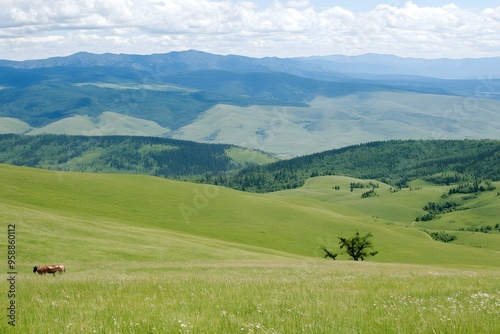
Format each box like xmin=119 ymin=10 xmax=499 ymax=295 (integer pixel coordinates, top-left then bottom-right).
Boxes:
xmin=0 ymin=0 xmax=499 ymax=60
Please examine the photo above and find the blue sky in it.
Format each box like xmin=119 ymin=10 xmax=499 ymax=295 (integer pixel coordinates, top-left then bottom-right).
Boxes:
xmin=1 ymin=0 xmax=499 ymax=60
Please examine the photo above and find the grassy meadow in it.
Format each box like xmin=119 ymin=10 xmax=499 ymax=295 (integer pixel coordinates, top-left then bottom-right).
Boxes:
xmin=1 ymin=164 xmax=499 ymax=333
xmin=14 ymin=262 xmax=500 ymax=333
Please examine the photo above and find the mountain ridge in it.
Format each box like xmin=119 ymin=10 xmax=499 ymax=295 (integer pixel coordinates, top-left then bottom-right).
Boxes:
xmin=2 ymin=50 xmax=500 ymax=79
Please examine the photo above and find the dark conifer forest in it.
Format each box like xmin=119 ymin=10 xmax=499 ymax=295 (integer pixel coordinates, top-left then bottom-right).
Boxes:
xmin=0 ymin=134 xmax=237 ymax=178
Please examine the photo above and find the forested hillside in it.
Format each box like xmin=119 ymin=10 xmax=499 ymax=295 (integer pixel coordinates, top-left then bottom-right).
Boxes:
xmin=210 ymin=140 xmax=500 ymax=192
xmin=2 ymin=136 xmax=500 ymax=192
xmin=0 ymin=134 xmax=247 ymax=178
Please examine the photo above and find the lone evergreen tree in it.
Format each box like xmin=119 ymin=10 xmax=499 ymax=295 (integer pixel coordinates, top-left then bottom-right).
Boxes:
xmin=338 ymin=231 xmax=378 ymax=261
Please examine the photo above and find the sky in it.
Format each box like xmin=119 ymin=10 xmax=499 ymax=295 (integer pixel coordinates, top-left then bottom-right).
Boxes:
xmin=1 ymin=0 xmax=499 ymax=60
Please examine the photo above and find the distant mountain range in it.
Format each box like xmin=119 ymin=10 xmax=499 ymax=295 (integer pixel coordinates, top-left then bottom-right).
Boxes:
xmin=1 ymin=50 xmax=499 ymax=156
xmin=3 ymin=50 xmax=500 ymax=79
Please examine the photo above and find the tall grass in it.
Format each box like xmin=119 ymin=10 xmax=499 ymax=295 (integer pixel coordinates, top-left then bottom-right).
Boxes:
xmin=8 ymin=261 xmax=500 ymax=333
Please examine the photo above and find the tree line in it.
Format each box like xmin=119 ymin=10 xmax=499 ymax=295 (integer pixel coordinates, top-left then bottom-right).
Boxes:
xmin=0 ymin=134 xmax=238 ymax=178
xmin=2 ymin=136 xmax=500 ymax=194
xmin=206 ymin=139 xmax=500 ymax=193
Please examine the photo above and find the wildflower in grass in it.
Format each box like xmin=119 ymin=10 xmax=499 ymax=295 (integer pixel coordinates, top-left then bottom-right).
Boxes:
xmin=178 ymin=319 xmax=192 ymax=333
xmin=471 ymin=292 xmax=490 ymax=299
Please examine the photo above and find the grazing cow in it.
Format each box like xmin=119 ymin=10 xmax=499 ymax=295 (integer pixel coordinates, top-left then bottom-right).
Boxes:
xmin=33 ymin=264 xmax=66 ymax=276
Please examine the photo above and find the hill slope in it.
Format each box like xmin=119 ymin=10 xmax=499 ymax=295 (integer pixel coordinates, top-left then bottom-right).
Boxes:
xmin=274 ymin=175 xmax=500 ymax=252
xmin=4 ymin=164 xmax=499 ymax=334
xmin=3 ymin=136 xmax=499 ymax=191
xmin=172 ymin=93 xmax=500 ymax=156
xmin=214 ymin=139 xmax=500 ymax=192
xmin=1 ymin=164 xmax=499 ymax=267
xmin=0 ymin=134 xmax=276 ymax=178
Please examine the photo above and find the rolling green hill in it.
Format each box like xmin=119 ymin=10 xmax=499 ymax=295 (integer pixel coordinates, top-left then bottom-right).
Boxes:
xmin=2 ymin=164 xmax=499 ymax=333
xmin=0 ymin=79 xmax=221 ymax=129
xmin=215 ymin=139 xmax=500 ymax=192
xmin=273 ymin=175 xmax=500 ymax=252
xmin=2 ymin=164 xmax=498 ymax=267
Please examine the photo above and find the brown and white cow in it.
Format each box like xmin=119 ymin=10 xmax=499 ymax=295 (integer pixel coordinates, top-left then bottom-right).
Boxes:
xmin=33 ymin=264 xmax=66 ymax=276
